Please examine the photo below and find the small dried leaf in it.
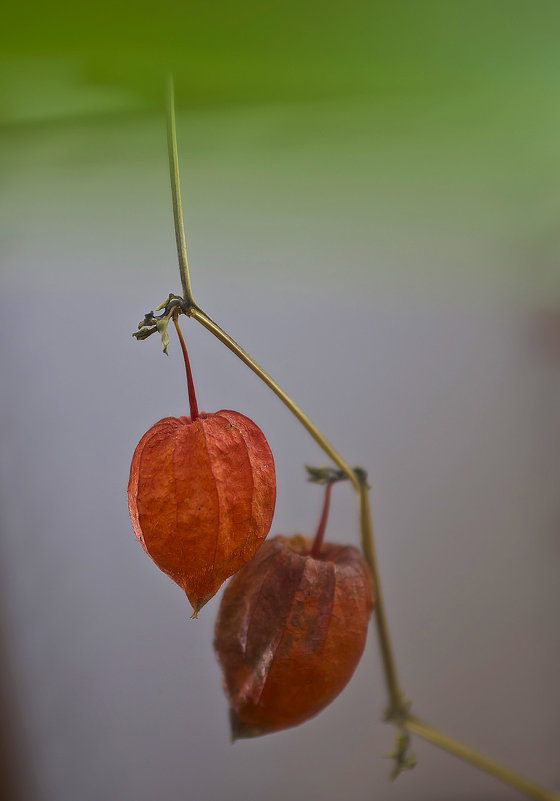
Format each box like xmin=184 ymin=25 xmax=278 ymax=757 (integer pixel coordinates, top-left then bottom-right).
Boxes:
xmin=156 ymin=317 xmax=170 ymax=354
xmin=214 ymin=534 xmax=375 ymax=737
xmin=128 ymin=410 xmax=276 ymax=615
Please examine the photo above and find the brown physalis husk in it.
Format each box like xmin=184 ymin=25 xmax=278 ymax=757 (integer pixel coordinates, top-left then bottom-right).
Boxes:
xmin=214 ymin=533 xmax=375 ymax=738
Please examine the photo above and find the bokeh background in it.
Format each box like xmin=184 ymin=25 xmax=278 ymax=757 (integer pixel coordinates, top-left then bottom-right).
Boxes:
xmin=1 ymin=2 xmax=559 ymax=800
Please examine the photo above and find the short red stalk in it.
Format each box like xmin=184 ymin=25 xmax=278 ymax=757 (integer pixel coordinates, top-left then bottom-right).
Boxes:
xmin=173 ymin=315 xmax=199 ymax=421
xmin=310 ymin=481 xmax=335 ymax=558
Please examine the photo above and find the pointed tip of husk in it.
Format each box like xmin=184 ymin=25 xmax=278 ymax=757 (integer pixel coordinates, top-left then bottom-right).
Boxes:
xmin=186 ymin=589 xmax=207 ymax=619
xmin=187 ymin=588 xmax=214 ymax=619
xmin=229 ymin=708 xmax=265 ymax=741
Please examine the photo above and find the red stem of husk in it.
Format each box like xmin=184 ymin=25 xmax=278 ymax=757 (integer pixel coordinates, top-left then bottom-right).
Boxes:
xmin=173 ymin=315 xmax=199 ymax=421
xmin=310 ymin=481 xmax=334 ymax=558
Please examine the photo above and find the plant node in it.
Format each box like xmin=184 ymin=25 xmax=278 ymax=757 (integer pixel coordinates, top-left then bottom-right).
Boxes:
xmin=133 ymin=293 xmax=199 ymax=353
xmin=305 ymin=465 xmax=348 ymax=485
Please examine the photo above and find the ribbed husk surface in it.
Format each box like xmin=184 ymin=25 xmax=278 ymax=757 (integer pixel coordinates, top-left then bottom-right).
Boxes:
xmin=214 ymin=534 xmax=375 ymax=737
xmin=128 ymin=410 xmax=276 ymax=615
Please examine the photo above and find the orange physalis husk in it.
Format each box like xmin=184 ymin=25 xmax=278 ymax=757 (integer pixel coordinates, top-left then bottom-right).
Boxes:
xmin=128 ymin=411 xmax=276 ymax=617
xmin=214 ymin=530 xmax=375 ymax=738
xmin=128 ymin=316 xmax=276 ymax=616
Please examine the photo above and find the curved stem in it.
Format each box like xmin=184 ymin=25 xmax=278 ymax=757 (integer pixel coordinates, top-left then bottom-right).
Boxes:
xmin=190 ymin=307 xmax=360 ymax=490
xmin=190 ymin=307 xmax=559 ymax=801
xmin=191 ymin=308 xmax=405 ymax=692
xmin=405 ymin=715 xmax=560 ymax=801
xmin=164 ymin=79 xmax=559 ymax=801
xmin=358 ymin=480 xmax=403 ymax=714
xmin=191 ymin=306 xmax=405 ymax=712
xmin=310 ymin=481 xmax=334 ymax=558
xmin=166 ymin=75 xmax=195 ymax=306
xmin=191 ymin=307 xmax=408 ymax=716
xmin=172 ymin=313 xmax=199 ymax=421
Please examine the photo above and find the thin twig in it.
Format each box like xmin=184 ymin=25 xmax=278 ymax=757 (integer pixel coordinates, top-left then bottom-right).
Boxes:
xmin=166 ymin=75 xmax=195 ymax=305
xmin=163 ymin=76 xmax=559 ymax=801
xmin=357 ymin=479 xmax=404 ymax=715
xmin=406 ymin=715 xmax=560 ymax=801
xmin=190 ymin=307 xmax=360 ymax=490
xmin=189 ymin=310 xmax=559 ymax=801
xmin=190 ymin=306 xmax=405 ymax=702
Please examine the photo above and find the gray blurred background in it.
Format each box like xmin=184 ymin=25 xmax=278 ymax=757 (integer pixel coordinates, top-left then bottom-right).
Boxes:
xmin=1 ymin=4 xmax=560 ymax=798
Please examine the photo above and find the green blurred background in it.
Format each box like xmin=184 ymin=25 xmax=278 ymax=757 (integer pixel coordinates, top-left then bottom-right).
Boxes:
xmin=2 ymin=0 xmax=560 ymax=300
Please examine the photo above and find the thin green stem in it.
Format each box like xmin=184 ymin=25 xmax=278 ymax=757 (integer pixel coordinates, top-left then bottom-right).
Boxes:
xmin=190 ymin=307 xmax=409 ymax=717
xmin=166 ymin=75 xmax=195 ymax=306
xmin=190 ymin=307 xmax=559 ymax=801
xmin=405 ymin=715 xmax=560 ymax=801
xmin=190 ymin=306 xmax=406 ymax=708
xmin=190 ymin=307 xmax=360 ymax=490
xmin=164 ymin=78 xmax=559 ymax=801
xmin=358 ymin=480 xmax=404 ymax=715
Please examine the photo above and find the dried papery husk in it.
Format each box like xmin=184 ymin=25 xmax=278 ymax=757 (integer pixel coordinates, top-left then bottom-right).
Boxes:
xmin=128 ymin=410 xmax=276 ymax=616
xmin=214 ymin=534 xmax=375 ymax=738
